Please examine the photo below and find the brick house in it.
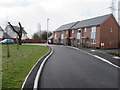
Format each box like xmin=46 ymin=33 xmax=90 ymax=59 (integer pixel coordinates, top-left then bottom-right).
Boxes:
xmin=53 ymin=21 xmax=79 ymax=45
xmin=53 ymin=14 xmax=120 ymax=48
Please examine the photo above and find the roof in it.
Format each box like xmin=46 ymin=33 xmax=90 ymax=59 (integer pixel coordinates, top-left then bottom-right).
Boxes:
xmin=48 ymin=35 xmax=53 ymax=40
xmin=0 ymin=26 xmax=4 ymax=31
xmin=71 ymin=14 xmax=112 ymax=29
xmin=3 ymin=33 xmax=12 ymax=38
xmin=6 ymin=25 xmax=27 ymax=34
xmin=55 ymin=21 xmax=79 ymax=31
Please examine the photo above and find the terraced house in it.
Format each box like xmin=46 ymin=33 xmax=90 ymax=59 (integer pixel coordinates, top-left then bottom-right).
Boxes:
xmin=53 ymin=14 xmax=120 ymax=48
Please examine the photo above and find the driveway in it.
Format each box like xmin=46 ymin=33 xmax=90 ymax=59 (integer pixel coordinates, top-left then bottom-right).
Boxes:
xmin=38 ymin=45 xmax=119 ymax=88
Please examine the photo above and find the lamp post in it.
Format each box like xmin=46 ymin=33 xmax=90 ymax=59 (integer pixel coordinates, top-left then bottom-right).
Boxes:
xmin=47 ymin=18 xmax=49 ymax=44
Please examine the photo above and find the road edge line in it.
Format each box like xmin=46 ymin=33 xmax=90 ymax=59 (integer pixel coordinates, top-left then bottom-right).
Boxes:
xmin=21 ymin=46 xmax=51 ymax=89
xmin=66 ymin=46 xmax=120 ymax=69
xmin=33 ymin=47 xmax=53 ymax=89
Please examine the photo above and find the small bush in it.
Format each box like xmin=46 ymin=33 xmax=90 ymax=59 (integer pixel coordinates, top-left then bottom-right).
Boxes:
xmin=106 ymin=50 xmax=120 ymax=57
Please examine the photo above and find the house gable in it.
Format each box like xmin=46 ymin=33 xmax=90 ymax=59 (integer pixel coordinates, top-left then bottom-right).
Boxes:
xmin=100 ymin=15 xmax=120 ymax=48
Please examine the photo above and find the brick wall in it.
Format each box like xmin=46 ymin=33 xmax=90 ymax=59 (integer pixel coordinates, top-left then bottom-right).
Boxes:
xmin=100 ymin=15 xmax=119 ymax=48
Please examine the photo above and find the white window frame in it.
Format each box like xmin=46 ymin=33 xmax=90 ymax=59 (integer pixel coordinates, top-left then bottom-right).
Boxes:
xmin=84 ymin=28 xmax=87 ymax=32
xmin=91 ymin=39 xmax=96 ymax=44
xmin=61 ymin=31 xmax=64 ymax=40
xmin=110 ymin=28 xmax=112 ymax=32
xmin=72 ymin=30 xmax=74 ymax=34
xmin=66 ymin=31 xmax=68 ymax=34
xmin=91 ymin=27 xmax=96 ymax=44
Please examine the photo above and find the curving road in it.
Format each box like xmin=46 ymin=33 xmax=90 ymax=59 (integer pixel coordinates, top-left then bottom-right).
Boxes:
xmin=38 ymin=45 xmax=119 ymax=88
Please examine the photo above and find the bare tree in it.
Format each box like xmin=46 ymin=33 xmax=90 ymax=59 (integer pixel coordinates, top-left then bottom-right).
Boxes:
xmin=32 ymin=31 xmax=52 ymax=40
xmin=8 ymin=22 xmax=23 ymax=45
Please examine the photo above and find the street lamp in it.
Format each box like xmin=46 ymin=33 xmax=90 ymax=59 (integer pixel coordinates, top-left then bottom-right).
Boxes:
xmin=47 ymin=18 xmax=49 ymax=44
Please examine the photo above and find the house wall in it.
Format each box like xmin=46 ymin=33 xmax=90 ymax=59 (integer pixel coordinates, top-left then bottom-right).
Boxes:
xmin=100 ymin=15 xmax=119 ymax=48
xmin=5 ymin=26 xmax=18 ymax=38
xmin=63 ymin=30 xmax=69 ymax=45
xmin=83 ymin=26 xmax=100 ymax=47
xmin=53 ymin=15 xmax=120 ymax=48
xmin=5 ymin=26 xmax=28 ymax=40
xmin=22 ymin=33 xmax=28 ymax=40
xmin=53 ymin=31 xmax=62 ymax=43
xmin=0 ymin=31 xmax=3 ymax=39
xmin=70 ymin=26 xmax=100 ymax=48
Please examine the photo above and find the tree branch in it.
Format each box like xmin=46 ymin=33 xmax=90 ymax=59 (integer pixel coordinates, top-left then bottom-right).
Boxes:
xmin=8 ymin=22 xmax=19 ymax=34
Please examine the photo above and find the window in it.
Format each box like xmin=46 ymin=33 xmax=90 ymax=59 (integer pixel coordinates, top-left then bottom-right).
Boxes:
xmin=72 ymin=30 xmax=74 ymax=33
xmin=66 ymin=31 xmax=68 ymax=34
xmin=91 ymin=39 xmax=96 ymax=44
xmin=84 ymin=28 xmax=87 ymax=32
xmin=77 ymin=39 xmax=80 ymax=44
xmin=77 ymin=33 xmax=81 ymax=39
xmin=109 ymin=40 xmax=112 ymax=44
xmin=61 ymin=31 xmax=64 ymax=39
xmin=78 ymin=29 xmax=81 ymax=33
xmin=91 ymin=27 xmax=96 ymax=44
xmin=110 ymin=28 xmax=112 ymax=32
xmin=91 ymin=27 xmax=96 ymax=39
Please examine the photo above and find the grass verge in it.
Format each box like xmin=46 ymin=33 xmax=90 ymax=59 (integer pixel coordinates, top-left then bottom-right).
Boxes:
xmin=2 ymin=44 xmax=49 ymax=88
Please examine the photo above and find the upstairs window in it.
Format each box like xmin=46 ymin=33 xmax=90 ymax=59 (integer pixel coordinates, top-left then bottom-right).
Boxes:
xmin=61 ymin=31 xmax=64 ymax=39
xmin=91 ymin=27 xmax=96 ymax=39
xmin=91 ymin=27 xmax=96 ymax=44
xmin=78 ymin=29 xmax=81 ymax=33
xmin=72 ymin=30 xmax=74 ymax=33
xmin=84 ymin=28 xmax=87 ymax=32
xmin=66 ymin=31 xmax=68 ymax=34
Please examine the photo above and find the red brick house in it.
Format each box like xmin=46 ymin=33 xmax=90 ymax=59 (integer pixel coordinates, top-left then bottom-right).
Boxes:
xmin=53 ymin=14 xmax=120 ymax=48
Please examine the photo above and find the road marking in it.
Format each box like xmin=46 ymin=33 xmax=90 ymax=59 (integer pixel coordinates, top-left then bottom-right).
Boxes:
xmin=94 ymin=55 xmax=120 ymax=69
xmin=113 ymin=56 xmax=120 ymax=59
xmin=66 ymin=46 xmax=120 ymax=69
xmin=21 ymin=47 xmax=51 ymax=89
xmin=33 ymin=47 xmax=53 ymax=89
xmin=91 ymin=50 xmax=96 ymax=52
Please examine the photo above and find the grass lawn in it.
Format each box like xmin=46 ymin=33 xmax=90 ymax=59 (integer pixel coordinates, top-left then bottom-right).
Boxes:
xmin=2 ymin=44 xmax=49 ymax=88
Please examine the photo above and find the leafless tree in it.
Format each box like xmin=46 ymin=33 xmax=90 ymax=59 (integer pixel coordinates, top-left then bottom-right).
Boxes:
xmin=8 ymin=22 xmax=23 ymax=45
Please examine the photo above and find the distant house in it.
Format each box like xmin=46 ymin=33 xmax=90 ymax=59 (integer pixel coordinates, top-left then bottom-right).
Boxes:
xmin=0 ymin=26 xmax=4 ymax=40
xmin=48 ymin=35 xmax=53 ymax=44
xmin=53 ymin=14 xmax=120 ymax=48
xmin=4 ymin=25 xmax=28 ymax=40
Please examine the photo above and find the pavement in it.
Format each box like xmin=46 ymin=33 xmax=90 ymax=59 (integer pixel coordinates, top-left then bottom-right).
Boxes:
xmin=39 ymin=45 xmax=119 ymax=88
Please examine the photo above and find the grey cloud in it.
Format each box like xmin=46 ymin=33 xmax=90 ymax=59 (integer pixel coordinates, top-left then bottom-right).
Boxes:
xmin=0 ymin=1 xmax=32 ymax=8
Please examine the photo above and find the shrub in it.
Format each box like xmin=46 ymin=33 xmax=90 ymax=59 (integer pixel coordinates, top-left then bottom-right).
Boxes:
xmin=106 ymin=50 xmax=120 ymax=57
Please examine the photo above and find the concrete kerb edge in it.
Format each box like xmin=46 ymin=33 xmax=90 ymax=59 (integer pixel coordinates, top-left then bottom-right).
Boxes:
xmin=21 ymin=46 xmax=53 ymax=89
xmin=33 ymin=46 xmax=54 ymax=89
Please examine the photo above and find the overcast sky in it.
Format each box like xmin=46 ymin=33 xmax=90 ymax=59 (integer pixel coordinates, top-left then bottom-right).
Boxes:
xmin=0 ymin=0 xmax=119 ymax=38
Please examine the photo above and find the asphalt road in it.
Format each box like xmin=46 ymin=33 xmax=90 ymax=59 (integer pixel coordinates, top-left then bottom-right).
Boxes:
xmin=39 ymin=45 xmax=119 ymax=88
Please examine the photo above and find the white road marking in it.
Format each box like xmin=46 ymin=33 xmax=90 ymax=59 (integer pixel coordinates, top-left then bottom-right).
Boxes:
xmin=21 ymin=47 xmax=51 ymax=89
xmin=91 ymin=50 xmax=96 ymax=52
xmin=66 ymin=46 xmax=120 ymax=69
xmin=113 ymin=56 xmax=120 ymax=59
xmin=33 ymin=47 xmax=53 ymax=89
xmin=94 ymin=55 xmax=120 ymax=69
